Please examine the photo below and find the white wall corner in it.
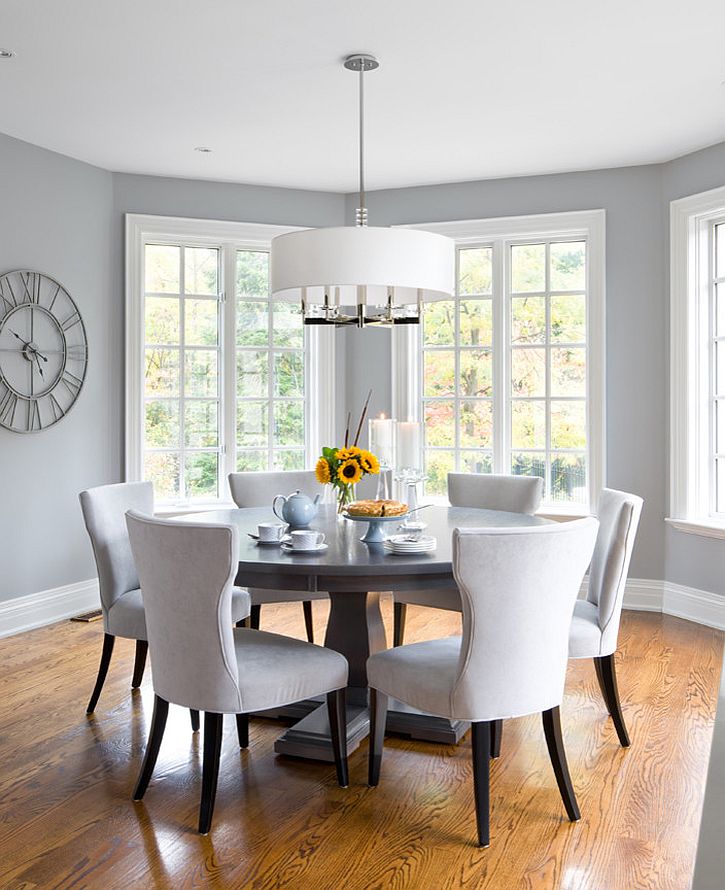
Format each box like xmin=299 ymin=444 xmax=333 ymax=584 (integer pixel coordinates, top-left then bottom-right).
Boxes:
xmin=0 ymin=579 xmax=100 ymax=639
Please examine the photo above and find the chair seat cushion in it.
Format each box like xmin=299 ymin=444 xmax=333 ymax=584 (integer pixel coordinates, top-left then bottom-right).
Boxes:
xmin=234 ymin=628 xmax=348 ymax=713
xmin=107 ymin=585 xmax=251 ymax=641
xmin=394 ymin=587 xmax=462 ymax=611
xmin=367 ymin=636 xmax=463 ymax=719
xmin=248 ymin=587 xmax=329 ymax=606
xmin=568 ymin=599 xmax=605 ymax=659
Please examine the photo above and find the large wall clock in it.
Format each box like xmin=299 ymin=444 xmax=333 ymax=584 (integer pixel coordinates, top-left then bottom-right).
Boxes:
xmin=0 ymin=270 xmax=88 ymax=433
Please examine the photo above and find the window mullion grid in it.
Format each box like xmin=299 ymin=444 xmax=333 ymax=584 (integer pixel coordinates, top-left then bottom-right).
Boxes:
xmin=493 ymin=239 xmax=506 ymax=475
xmin=454 ymin=249 xmax=461 ymax=471
xmin=223 ymin=244 xmax=237 ymax=489
xmin=710 ymin=221 xmax=719 ymax=515
xmin=544 ymin=241 xmax=552 ymax=502
xmin=178 ymin=246 xmax=186 ymax=502
xmin=267 ymin=279 xmax=274 ymax=470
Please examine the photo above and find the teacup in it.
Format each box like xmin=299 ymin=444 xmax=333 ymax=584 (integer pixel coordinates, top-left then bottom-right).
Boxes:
xmin=290 ymin=529 xmax=325 ymax=551
xmin=258 ymin=522 xmax=287 ymax=542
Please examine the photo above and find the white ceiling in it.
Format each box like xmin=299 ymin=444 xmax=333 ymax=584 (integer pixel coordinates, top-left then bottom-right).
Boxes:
xmin=2 ymin=0 xmax=725 ymax=192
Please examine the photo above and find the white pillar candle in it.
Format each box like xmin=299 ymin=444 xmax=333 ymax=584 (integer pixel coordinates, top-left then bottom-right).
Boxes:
xmin=369 ymin=414 xmax=395 ymax=467
xmin=396 ymin=421 xmax=421 ymax=470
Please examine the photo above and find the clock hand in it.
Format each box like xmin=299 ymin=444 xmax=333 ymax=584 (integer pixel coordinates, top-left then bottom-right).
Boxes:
xmin=34 ymin=354 xmax=44 ymax=379
xmin=9 ymin=329 xmax=26 ymax=343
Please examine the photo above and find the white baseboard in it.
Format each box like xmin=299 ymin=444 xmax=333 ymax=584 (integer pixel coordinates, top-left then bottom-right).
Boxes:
xmin=580 ymin=577 xmax=725 ymax=631
xmin=0 ymin=579 xmax=100 ymax=639
xmin=664 ymin=581 xmax=725 ymax=631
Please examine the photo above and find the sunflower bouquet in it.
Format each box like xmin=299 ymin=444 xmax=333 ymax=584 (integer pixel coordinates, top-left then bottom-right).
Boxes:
xmin=315 ymin=391 xmax=380 ymax=513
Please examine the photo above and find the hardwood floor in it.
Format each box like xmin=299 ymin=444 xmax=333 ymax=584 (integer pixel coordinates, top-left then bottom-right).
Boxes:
xmin=0 ymin=601 xmax=721 ymax=890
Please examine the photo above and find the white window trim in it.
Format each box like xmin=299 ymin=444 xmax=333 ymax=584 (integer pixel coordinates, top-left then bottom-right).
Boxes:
xmin=668 ymin=185 xmax=725 ymax=540
xmin=125 ymin=213 xmax=336 ymax=511
xmin=392 ymin=209 xmax=606 ymax=515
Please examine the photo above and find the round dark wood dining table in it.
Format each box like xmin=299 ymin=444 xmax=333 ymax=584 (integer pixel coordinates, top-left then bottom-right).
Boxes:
xmin=179 ymin=504 xmax=550 ymax=762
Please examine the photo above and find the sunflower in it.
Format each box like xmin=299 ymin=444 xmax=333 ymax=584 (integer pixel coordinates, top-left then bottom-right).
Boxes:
xmin=337 ymin=459 xmax=363 ymax=485
xmin=359 ymin=450 xmax=380 ymax=474
xmin=335 ymin=446 xmax=362 ymax=462
xmin=315 ymin=457 xmax=331 ymax=485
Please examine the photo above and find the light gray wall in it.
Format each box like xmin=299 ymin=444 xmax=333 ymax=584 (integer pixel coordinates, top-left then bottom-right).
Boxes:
xmin=662 ymin=141 xmax=725 ymax=594
xmin=0 ymin=133 xmax=114 ymax=601
xmin=346 ymin=165 xmax=667 ymax=581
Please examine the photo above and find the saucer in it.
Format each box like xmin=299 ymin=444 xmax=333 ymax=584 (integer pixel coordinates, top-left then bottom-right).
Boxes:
xmin=281 ymin=541 xmax=328 ymax=554
xmin=254 ymin=535 xmax=291 ymax=545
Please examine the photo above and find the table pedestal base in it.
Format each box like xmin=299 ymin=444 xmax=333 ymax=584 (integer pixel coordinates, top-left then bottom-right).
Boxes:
xmin=261 ymin=694 xmax=469 ymax=761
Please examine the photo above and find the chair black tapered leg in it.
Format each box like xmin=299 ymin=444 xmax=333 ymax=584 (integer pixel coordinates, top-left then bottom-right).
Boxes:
xmin=303 ymin=600 xmax=315 ymax=643
xmin=190 ymin=709 xmax=200 ymax=732
xmin=131 ymin=640 xmax=148 ymax=688
xmin=235 ymin=713 xmax=249 ymax=748
xmin=327 ymin=689 xmax=349 ymax=788
xmin=490 ymin=719 xmax=503 ymax=759
xmin=594 ymin=654 xmax=631 ymax=747
xmin=133 ymin=695 xmax=169 ymax=800
xmin=86 ymin=633 xmax=115 ymax=713
xmin=593 ymin=657 xmax=608 ymax=703
xmin=471 ymin=722 xmax=491 ymax=847
xmin=199 ymin=712 xmax=224 ymax=834
xmin=249 ymin=604 xmax=261 ymax=630
xmin=542 ymin=706 xmax=580 ymax=822
xmin=393 ymin=602 xmax=407 ymax=647
xmin=368 ymin=688 xmax=388 ymax=786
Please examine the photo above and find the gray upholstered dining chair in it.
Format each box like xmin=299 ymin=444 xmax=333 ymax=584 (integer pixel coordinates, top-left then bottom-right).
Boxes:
xmin=367 ymin=517 xmax=599 ymax=847
xmin=79 ymin=482 xmax=250 ymax=716
xmin=393 ymin=472 xmax=544 ymax=646
xmin=568 ymin=488 xmax=643 ymax=747
xmin=126 ymin=511 xmax=349 ymax=834
xmin=228 ymin=470 xmax=329 ymax=642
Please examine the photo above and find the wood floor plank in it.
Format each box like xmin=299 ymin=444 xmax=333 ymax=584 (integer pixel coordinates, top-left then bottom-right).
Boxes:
xmin=0 ymin=601 xmax=721 ymax=889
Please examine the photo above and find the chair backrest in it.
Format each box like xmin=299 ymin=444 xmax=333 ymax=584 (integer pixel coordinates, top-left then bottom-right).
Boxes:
xmin=451 ymin=517 xmax=599 ymax=722
xmin=126 ymin=511 xmax=242 ymax=714
xmin=586 ymin=488 xmax=643 ymax=652
xmin=228 ymin=470 xmax=319 ymax=508
xmin=447 ymin=473 xmax=543 ymax=515
xmin=79 ymin=482 xmax=154 ymax=615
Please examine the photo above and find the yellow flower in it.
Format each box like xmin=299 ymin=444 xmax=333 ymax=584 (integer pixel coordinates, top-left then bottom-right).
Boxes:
xmin=315 ymin=458 xmax=331 ymax=485
xmin=360 ymin=450 xmax=380 ymax=474
xmin=337 ymin=459 xmax=363 ymax=485
xmin=335 ymin=446 xmax=362 ymax=462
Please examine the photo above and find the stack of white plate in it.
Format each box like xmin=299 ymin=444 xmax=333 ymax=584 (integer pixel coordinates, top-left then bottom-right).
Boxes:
xmin=384 ymin=534 xmax=437 ymax=555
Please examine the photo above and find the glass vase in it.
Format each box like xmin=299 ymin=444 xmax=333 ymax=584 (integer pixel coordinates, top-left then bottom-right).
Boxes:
xmin=337 ymin=484 xmax=356 ymax=515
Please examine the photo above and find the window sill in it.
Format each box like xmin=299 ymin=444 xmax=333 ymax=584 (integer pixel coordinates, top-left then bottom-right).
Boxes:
xmin=155 ymin=501 xmax=235 ymax=518
xmin=665 ymin=517 xmax=725 ymax=541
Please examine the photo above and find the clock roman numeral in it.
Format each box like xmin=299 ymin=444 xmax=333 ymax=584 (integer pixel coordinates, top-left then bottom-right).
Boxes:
xmin=67 ymin=344 xmax=88 ymax=360
xmin=61 ymin=310 xmax=82 ymax=331
xmin=0 ymin=387 xmax=18 ymax=428
xmin=0 ymin=281 xmax=15 ymax=314
xmin=48 ymin=283 xmax=62 ymax=313
xmin=49 ymin=393 xmax=64 ymax=422
xmin=20 ymin=272 xmax=41 ymax=304
xmin=60 ymin=370 xmax=83 ymax=398
xmin=28 ymin=399 xmax=42 ymax=431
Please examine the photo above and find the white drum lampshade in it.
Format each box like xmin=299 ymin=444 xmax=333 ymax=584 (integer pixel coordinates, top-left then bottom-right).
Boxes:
xmin=270 ymin=225 xmax=454 ymax=310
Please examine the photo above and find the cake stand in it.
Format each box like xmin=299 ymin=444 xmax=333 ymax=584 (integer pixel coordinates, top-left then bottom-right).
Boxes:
xmin=342 ymin=511 xmax=408 ymax=544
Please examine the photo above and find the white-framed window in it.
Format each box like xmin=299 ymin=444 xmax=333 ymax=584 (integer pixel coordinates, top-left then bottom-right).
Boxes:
xmin=393 ymin=210 xmax=605 ymax=513
xmin=669 ymin=185 xmax=725 ymax=538
xmin=126 ymin=215 xmax=335 ymax=508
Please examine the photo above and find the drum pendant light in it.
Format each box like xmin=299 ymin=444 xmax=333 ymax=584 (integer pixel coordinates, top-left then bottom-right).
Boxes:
xmin=270 ymin=54 xmax=455 ymax=327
